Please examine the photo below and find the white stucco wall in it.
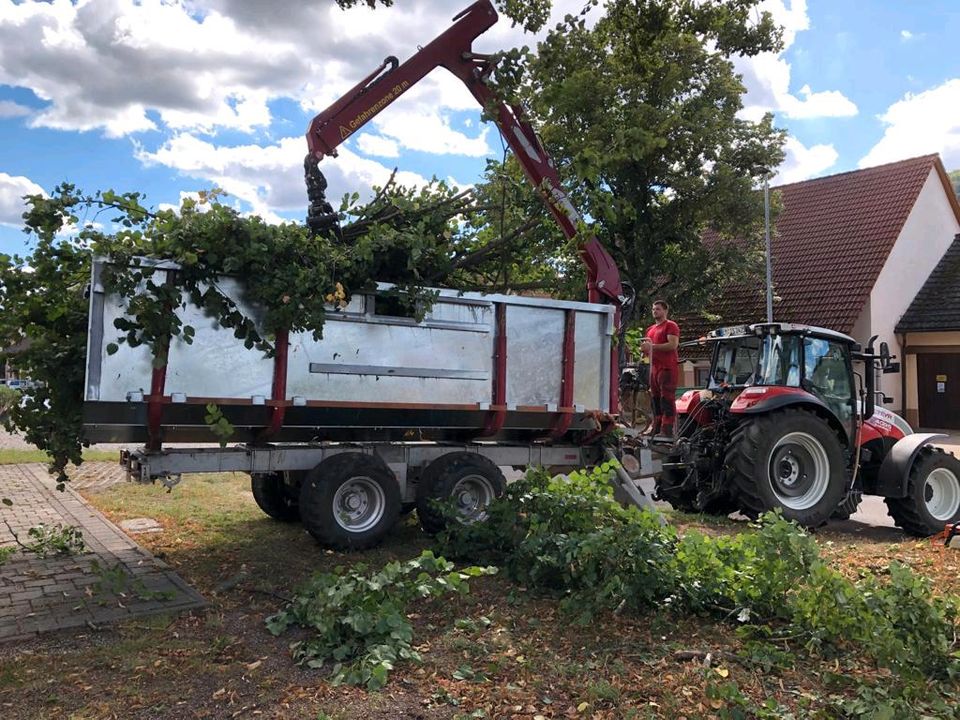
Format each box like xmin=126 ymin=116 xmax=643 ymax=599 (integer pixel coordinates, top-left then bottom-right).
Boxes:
xmin=869 ymin=169 xmax=960 ymax=413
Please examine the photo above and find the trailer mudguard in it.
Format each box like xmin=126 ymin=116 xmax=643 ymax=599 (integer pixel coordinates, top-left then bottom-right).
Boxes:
xmin=875 ymin=433 xmax=947 ymax=498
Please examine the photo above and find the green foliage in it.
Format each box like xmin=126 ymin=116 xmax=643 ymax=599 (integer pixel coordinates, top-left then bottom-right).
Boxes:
xmin=0 ymin=180 xmax=500 ymax=480
xmin=949 ymin=169 xmax=960 ymax=198
xmin=0 ymin=545 xmax=14 ymax=566
xmin=437 ymin=466 xmax=960 ymax=686
xmin=500 ymin=0 xmax=786 ymax=313
xmin=265 ymin=550 xmax=496 ymax=690
xmin=0 ymin=385 xmax=20 ymax=420
xmin=204 ymin=404 xmax=235 ymax=447
xmin=19 ymin=523 xmax=86 ymax=558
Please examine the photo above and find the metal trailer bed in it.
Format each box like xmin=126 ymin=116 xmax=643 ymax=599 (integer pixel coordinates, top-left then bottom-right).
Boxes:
xmin=85 ymin=259 xmax=658 ymax=547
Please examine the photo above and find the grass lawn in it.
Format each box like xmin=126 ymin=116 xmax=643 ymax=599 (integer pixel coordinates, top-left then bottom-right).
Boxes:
xmin=0 ymin=470 xmax=957 ymax=719
xmin=0 ymin=448 xmax=121 ymax=465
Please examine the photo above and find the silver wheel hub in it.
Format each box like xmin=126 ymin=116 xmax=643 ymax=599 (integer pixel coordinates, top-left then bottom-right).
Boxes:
xmin=333 ymin=476 xmax=385 ymax=532
xmin=924 ymin=468 xmax=960 ymax=521
xmin=450 ymin=474 xmax=496 ymax=523
xmin=767 ymin=431 xmax=831 ymax=511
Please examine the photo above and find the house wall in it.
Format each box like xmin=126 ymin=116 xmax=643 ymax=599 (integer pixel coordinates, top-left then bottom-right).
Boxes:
xmin=869 ymin=168 xmax=960 ymax=415
xmin=903 ymin=331 xmax=960 ymax=428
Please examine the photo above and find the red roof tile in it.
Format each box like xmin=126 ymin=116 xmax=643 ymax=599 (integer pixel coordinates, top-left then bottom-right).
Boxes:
xmin=684 ymin=155 xmax=956 ymax=352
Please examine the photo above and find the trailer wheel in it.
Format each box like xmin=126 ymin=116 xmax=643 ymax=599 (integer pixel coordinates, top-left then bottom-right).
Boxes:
xmin=885 ymin=447 xmax=960 ymax=536
xmin=299 ymin=453 xmax=400 ymax=550
xmin=251 ymin=472 xmax=300 ymax=522
xmin=724 ymin=409 xmax=846 ymax=528
xmin=416 ymin=453 xmax=506 ymax=534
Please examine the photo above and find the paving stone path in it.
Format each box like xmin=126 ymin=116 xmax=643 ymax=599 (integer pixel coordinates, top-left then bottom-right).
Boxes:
xmin=0 ymin=464 xmax=205 ymax=643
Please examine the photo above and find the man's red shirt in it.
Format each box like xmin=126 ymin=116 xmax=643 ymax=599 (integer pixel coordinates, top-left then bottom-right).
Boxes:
xmin=645 ymin=320 xmax=680 ymax=369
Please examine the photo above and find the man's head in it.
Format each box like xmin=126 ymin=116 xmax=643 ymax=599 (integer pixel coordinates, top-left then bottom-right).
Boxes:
xmin=652 ymin=299 xmax=669 ymax=321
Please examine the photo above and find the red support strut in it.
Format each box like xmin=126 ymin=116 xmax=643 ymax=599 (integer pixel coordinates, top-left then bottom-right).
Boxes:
xmin=480 ymin=303 xmax=508 ymax=437
xmin=549 ymin=310 xmax=576 ymax=439
xmin=259 ymin=328 xmax=290 ymax=442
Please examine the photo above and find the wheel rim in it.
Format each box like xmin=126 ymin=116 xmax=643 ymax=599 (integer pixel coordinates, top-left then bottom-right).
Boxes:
xmin=924 ymin=468 xmax=960 ymax=521
xmin=450 ymin=474 xmax=497 ymax=523
xmin=333 ymin=476 xmax=385 ymax=532
xmin=767 ymin=431 xmax=830 ymax=511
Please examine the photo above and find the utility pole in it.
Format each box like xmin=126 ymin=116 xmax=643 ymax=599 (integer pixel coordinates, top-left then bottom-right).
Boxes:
xmin=764 ymin=176 xmax=773 ymax=323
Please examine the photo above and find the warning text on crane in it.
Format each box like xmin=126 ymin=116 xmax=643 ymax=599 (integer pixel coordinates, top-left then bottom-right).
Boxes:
xmin=344 ymin=81 xmax=411 ymax=137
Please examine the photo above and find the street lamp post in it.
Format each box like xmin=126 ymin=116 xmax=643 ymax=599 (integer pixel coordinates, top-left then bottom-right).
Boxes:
xmin=764 ymin=175 xmax=773 ymax=323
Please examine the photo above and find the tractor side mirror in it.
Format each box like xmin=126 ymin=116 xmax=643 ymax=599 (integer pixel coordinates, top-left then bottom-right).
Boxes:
xmin=878 ymin=342 xmax=900 ymax=374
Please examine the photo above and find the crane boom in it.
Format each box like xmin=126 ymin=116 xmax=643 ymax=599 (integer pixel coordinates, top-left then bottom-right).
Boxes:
xmin=305 ymin=0 xmax=624 ymax=308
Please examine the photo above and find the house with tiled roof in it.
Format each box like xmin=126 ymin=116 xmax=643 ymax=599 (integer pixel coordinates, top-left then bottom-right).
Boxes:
xmin=679 ymin=154 xmax=960 ymax=426
xmin=895 ymin=234 xmax=960 ymax=428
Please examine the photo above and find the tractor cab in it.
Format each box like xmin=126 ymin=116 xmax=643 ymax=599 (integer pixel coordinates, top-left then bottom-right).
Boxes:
xmin=698 ymin=323 xmax=859 ymax=439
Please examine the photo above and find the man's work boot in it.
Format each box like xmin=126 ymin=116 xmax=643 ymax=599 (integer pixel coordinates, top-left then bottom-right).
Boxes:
xmin=659 ymin=423 xmax=674 ymax=439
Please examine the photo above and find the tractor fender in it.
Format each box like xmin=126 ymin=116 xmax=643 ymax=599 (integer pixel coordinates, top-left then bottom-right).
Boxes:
xmin=875 ymin=433 xmax=947 ymax=498
xmin=732 ymin=390 xmax=849 ymax=443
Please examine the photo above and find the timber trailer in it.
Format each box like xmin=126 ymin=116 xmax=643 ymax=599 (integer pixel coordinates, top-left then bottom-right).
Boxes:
xmin=84 ymin=0 xmax=660 ymax=550
xmin=649 ymin=323 xmax=960 ymax=536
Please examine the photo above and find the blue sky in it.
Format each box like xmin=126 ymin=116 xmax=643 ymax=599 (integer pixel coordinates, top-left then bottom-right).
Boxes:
xmin=1 ymin=0 xmax=959 ymax=256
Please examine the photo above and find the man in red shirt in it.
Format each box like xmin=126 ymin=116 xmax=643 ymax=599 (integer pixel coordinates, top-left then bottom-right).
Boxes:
xmin=640 ymin=299 xmax=680 ymax=437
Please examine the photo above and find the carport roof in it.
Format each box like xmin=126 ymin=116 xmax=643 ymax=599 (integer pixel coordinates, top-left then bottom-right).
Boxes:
xmin=896 ymin=234 xmax=960 ymax=333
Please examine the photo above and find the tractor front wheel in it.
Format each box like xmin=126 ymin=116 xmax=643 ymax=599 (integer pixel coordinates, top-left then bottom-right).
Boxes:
xmin=725 ymin=409 xmax=846 ymax=527
xmin=885 ymin=447 xmax=960 ymax=536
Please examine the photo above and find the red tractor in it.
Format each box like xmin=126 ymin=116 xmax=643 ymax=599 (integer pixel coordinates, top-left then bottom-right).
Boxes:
xmin=653 ymin=323 xmax=960 ymax=536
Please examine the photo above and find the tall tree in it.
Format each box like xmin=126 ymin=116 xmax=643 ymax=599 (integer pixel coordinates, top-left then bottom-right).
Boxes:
xmin=496 ymin=0 xmax=786 ymax=315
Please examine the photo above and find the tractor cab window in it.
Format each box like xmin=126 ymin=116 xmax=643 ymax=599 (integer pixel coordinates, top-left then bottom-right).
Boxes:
xmin=709 ymin=337 xmax=761 ymax=387
xmin=803 ymin=337 xmax=854 ymax=426
xmin=757 ymin=334 xmax=802 ymax=387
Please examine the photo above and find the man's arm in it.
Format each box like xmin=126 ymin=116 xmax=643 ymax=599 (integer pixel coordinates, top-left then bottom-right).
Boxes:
xmin=644 ymin=335 xmax=679 ymax=352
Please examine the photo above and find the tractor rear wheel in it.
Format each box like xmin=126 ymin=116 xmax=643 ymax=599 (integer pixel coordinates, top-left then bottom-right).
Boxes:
xmin=885 ymin=447 xmax=960 ymax=536
xmin=724 ymin=409 xmax=846 ymax=527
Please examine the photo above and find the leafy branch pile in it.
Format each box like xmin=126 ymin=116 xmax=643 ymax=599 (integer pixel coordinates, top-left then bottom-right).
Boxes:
xmin=436 ymin=467 xmax=960 ymax=715
xmin=0 ymin=179 xmax=539 ymax=482
xmin=265 ymin=550 xmax=495 ymax=689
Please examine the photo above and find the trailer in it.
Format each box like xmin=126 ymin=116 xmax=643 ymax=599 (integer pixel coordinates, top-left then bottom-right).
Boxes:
xmin=85 ymin=258 xmax=659 ymax=548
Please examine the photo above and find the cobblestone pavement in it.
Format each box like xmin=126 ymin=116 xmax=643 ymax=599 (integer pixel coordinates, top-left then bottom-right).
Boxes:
xmin=0 ymin=464 xmax=205 ymax=643
xmin=65 ymin=459 xmax=129 ymax=493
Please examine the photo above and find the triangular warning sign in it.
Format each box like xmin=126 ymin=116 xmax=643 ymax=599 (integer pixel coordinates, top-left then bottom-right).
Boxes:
xmin=339 ymin=125 xmax=352 ymax=140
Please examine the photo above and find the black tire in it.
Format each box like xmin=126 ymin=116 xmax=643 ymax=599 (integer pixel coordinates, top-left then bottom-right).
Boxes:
xmin=724 ymin=409 xmax=847 ymax=528
xmin=416 ymin=452 xmax=506 ymax=535
xmin=885 ymin=447 xmax=960 ymax=537
xmin=251 ymin=472 xmax=300 ymax=522
xmin=299 ymin=453 xmax=400 ymax=550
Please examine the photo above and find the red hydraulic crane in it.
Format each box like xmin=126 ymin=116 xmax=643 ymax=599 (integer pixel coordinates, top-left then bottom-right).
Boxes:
xmin=304 ymin=0 xmax=626 ymax=414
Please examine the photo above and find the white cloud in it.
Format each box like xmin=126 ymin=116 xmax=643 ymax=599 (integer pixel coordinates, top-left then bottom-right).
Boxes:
xmin=0 ymin=100 xmax=31 ymax=118
xmin=0 ymin=172 xmax=45 ymax=227
xmin=738 ymin=0 xmax=858 ymax=121
xmin=355 ymin=134 xmax=400 ymax=159
xmin=900 ymin=30 xmax=913 ymax=40
xmin=0 ymin=0 xmax=308 ymax=137
xmin=773 ymin=137 xmax=838 ymax=184
xmin=859 ymin=79 xmax=960 ymax=170
xmin=137 ymin=133 xmax=431 ymax=221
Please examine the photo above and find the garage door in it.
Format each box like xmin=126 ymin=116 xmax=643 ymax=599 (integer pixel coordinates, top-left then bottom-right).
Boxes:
xmin=917 ymin=353 xmax=960 ymax=429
